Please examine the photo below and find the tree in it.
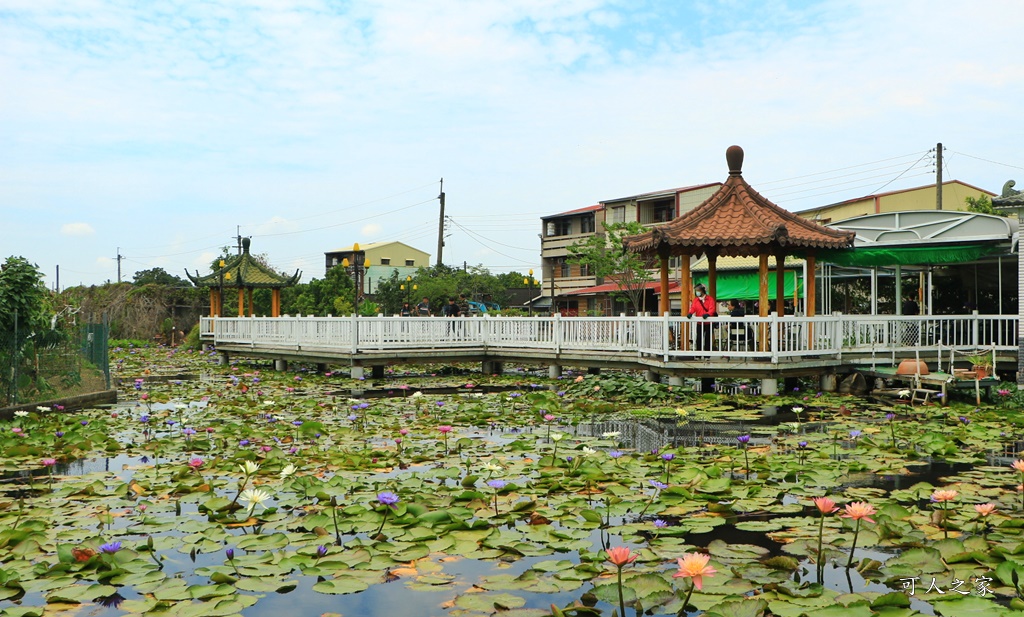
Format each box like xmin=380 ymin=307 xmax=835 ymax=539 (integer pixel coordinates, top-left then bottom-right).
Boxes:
xmin=284 ymin=265 xmax=356 ymax=316
xmin=133 ymin=267 xmax=190 ymax=287
xmin=965 ymin=195 xmax=1003 ymax=216
xmin=568 ymin=221 xmax=655 ymax=314
xmin=0 ymin=256 xmax=49 ymax=336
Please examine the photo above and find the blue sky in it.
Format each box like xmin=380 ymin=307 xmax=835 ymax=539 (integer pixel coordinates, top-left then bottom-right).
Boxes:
xmin=3 ymin=0 xmax=1023 ymax=288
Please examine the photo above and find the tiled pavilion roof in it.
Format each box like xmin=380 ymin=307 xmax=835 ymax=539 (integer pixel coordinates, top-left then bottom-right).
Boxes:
xmin=624 ymin=146 xmax=854 ymax=257
xmin=186 ymin=238 xmax=301 ymax=289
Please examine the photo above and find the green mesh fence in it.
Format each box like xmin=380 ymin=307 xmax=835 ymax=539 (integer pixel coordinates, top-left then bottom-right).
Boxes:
xmin=0 ymin=317 xmax=110 ymax=407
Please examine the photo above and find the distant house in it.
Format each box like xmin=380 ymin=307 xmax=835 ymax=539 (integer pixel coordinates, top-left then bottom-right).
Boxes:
xmin=324 ymin=241 xmax=430 ymax=295
xmin=540 ymin=183 xmax=721 ymax=315
xmin=796 ymin=180 xmax=995 ymax=223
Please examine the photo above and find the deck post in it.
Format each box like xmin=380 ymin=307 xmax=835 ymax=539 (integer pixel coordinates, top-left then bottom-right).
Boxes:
xmin=645 ymin=370 xmax=658 ymax=382
xmin=820 ymin=373 xmax=836 ymax=392
xmin=668 ymin=375 xmax=683 ymax=387
xmin=351 ymin=366 xmax=364 ymax=380
xmin=760 ymin=377 xmax=778 ymax=396
xmin=274 ymin=359 xmax=288 ymax=371
xmin=548 ymin=364 xmax=562 ymax=379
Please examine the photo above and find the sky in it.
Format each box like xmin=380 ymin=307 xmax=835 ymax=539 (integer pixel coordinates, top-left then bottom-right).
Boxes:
xmin=3 ymin=0 xmax=1023 ymax=289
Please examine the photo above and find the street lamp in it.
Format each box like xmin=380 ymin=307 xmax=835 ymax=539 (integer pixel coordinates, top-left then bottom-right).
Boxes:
xmin=524 ymin=268 xmax=535 ymax=316
xmin=342 ymin=243 xmax=369 ymax=316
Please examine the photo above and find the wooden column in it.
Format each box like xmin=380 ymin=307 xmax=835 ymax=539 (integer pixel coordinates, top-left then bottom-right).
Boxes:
xmin=806 ymin=254 xmax=816 ymax=317
xmin=247 ymin=288 xmax=254 ymax=317
xmin=775 ymin=253 xmax=786 ymax=317
xmin=707 ymin=252 xmax=718 ymax=305
xmin=806 ymin=253 xmax=816 ymax=345
xmin=237 ymin=288 xmax=245 ymax=317
xmin=272 ymin=289 xmax=281 ymax=317
xmin=680 ymin=253 xmax=692 ymax=350
xmin=209 ymin=289 xmax=217 ymax=317
xmin=758 ymin=254 xmax=769 ymax=351
xmin=658 ymin=256 xmax=670 ymax=315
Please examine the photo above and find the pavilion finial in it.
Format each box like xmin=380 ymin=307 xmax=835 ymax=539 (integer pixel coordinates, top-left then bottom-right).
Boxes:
xmin=726 ymin=145 xmax=744 ymax=176
xmin=242 ymin=237 xmax=251 ymax=253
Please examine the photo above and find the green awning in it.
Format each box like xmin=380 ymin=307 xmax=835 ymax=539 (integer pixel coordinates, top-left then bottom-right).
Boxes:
xmin=693 ymin=271 xmax=801 ymax=302
xmin=812 ymin=243 xmax=1003 ymax=267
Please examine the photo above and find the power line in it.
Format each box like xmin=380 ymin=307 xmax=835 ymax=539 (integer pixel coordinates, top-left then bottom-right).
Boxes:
xmin=248 ymin=197 xmax=438 ymax=238
xmin=758 ymin=151 xmax=926 ymax=186
xmin=869 ymin=151 xmax=934 ymax=194
xmin=948 ymin=150 xmax=1024 ymax=172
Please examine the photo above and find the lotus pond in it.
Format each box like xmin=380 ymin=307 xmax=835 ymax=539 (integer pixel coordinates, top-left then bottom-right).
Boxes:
xmin=3 ymin=346 xmax=1024 ymax=617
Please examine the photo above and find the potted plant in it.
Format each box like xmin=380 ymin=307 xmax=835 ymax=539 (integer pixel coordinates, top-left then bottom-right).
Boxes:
xmin=965 ymin=352 xmax=993 ymax=380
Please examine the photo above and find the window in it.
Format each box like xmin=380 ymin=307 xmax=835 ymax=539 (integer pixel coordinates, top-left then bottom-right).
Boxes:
xmin=610 ymin=206 xmax=625 ymax=224
xmin=580 ymin=214 xmax=595 ymax=234
xmin=579 ymin=263 xmax=591 ymax=277
xmin=653 ymin=204 xmax=674 ymax=222
xmin=552 ymin=257 xmax=570 ymax=277
xmin=405 ymin=259 xmax=415 ymax=266
xmin=379 ymin=258 xmax=391 ymax=266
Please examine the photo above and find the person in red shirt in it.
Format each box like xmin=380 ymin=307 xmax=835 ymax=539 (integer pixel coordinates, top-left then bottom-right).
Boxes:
xmin=687 ymin=284 xmax=717 ymax=351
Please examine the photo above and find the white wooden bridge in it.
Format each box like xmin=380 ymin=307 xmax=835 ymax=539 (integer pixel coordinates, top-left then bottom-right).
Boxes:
xmin=201 ymin=313 xmax=1017 ymax=391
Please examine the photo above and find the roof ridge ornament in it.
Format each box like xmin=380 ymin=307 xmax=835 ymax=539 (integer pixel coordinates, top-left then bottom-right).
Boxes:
xmin=726 ymin=145 xmax=743 ymax=177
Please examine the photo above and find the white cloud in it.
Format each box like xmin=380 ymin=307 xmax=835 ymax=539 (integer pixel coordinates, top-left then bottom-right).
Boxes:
xmin=60 ymin=222 xmax=95 ymax=236
xmin=361 ymin=223 xmax=382 ymax=237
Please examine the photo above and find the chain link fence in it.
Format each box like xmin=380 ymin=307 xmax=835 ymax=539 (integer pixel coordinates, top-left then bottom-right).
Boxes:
xmin=1 ymin=311 xmax=110 ymax=407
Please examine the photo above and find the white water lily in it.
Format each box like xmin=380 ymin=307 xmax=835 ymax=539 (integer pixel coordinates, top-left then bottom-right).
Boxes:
xmin=792 ymin=406 xmax=804 ymax=413
xmin=263 ymin=400 xmax=275 ymax=406
xmin=279 ymin=464 xmax=297 ymax=479
xmin=601 ymin=431 xmax=621 ymax=439
xmin=241 ymin=488 xmax=271 ymax=513
xmin=482 ymin=461 xmax=503 ymax=472
xmin=15 ymin=410 xmax=29 ymax=418
xmin=35 ymin=406 xmax=50 ymax=413
xmin=239 ymin=461 xmax=261 ymax=476
xmin=175 ymin=403 xmax=188 ymax=410
xmin=411 ymin=391 xmax=423 ymax=398
xmin=580 ymin=446 xmax=598 ymax=456
xmin=898 ymin=389 xmax=911 ymax=398
xmin=550 ymin=433 xmax=565 ymax=442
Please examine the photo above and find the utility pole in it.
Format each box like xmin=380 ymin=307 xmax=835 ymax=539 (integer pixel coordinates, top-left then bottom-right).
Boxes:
xmin=935 ymin=142 xmax=943 ymax=210
xmin=436 ymin=178 xmax=445 ymax=267
xmin=114 ymin=248 xmax=123 ymax=283
xmin=55 ymin=265 xmax=60 ymax=294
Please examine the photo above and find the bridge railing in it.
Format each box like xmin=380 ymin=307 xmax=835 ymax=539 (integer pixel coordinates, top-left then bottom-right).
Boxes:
xmin=201 ymin=313 xmax=1017 ymax=362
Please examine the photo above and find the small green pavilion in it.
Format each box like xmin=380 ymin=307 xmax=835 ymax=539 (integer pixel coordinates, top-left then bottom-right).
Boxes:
xmin=186 ymin=238 xmax=301 ymax=317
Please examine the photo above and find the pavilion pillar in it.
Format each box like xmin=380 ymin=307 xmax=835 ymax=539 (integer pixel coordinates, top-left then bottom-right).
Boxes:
xmin=209 ymin=289 xmax=218 ymax=317
xmin=271 ymin=289 xmax=281 ymax=317
xmin=658 ymin=253 xmax=670 ymax=316
xmin=237 ymin=288 xmax=245 ymax=317
xmin=806 ymin=253 xmax=816 ymax=344
xmin=775 ymin=252 xmax=786 ymax=317
xmin=758 ymin=254 xmax=769 ymax=351
xmin=707 ymin=252 xmax=718 ymax=304
xmin=680 ymin=253 xmax=692 ymax=350
xmin=247 ymin=288 xmax=254 ymax=317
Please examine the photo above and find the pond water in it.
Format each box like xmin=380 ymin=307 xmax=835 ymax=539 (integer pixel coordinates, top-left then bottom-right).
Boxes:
xmin=2 ymin=349 xmax=1021 ymax=616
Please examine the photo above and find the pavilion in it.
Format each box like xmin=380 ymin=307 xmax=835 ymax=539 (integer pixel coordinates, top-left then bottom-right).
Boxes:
xmin=623 ymin=146 xmax=855 ymax=349
xmin=186 ymin=237 xmax=301 ymax=318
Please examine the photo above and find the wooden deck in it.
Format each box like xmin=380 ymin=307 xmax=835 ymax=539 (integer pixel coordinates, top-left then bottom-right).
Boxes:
xmin=200 ymin=314 xmax=1018 ymax=384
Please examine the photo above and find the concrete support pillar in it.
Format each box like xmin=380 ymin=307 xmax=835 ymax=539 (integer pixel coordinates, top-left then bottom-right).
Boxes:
xmin=317 ymin=363 xmax=328 ymax=374
xmin=351 ymin=366 xmax=365 ymax=380
xmin=760 ymin=378 xmax=778 ymax=396
xmin=587 ymin=367 xmax=601 ymax=375
xmin=820 ymin=373 xmax=837 ymax=392
xmin=645 ymin=370 xmax=658 ymax=382
xmin=668 ymin=375 xmax=684 ymax=387
xmin=482 ymin=361 xmax=504 ymax=375
xmin=217 ymin=352 xmax=229 ymax=366
xmin=274 ymin=359 xmax=288 ymax=371
xmin=371 ymin=365 xmax=385 ymax=379
xmin=548 ymin=364 xmax=562 ymax=379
